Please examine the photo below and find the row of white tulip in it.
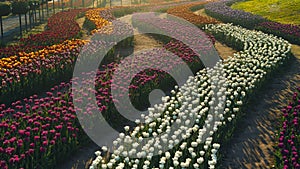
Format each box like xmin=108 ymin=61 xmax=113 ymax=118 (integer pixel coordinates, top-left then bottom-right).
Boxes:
xmin=89 ymin=23 xmax=292 ymax=169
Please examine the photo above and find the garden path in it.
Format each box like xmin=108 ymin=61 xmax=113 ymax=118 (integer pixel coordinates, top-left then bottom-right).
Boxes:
xmin=214 ymin=41 xmax=236 ymax=60
xmin=193 ymin=9 xmax=237 ymax=59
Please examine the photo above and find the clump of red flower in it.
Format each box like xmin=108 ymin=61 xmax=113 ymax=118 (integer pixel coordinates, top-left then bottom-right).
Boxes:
xmin=0 ymin=9 xmax=87 ymax=58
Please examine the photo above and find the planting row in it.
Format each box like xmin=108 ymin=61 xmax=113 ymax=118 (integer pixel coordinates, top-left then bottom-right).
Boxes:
xmin=0 ymin=85 xmax=83 ymax=169
xmin=204 ymin=0 xmax=266 ymax=29
xmin=167 ymin=1 xmax=220 ymax=27
xmin=0 ymin=39 xmax=86 ymax=104
xmin=276 ymin=88 xmax=300 ymax=169
xmin=132 ymin=12 xmax=216 ymax=53
xmin=255 ymin=22 xmax=300 ymax=45
xmin=0 ymin=11 xmax=216 ymax=168
xmin=0 ymin=29 xmax=210 ymax=169
xmin=204 ymin=0 xmax=300 ymax=45
xmin=0 ymin=8 xmax=120 ymax=104
xmin=84 ymin=8 xmax=114 ymax=34
xmin=21 ymin=8 xmax=87 ymax=46
xmin=88 ymin=23 xmax=292 ymax=168
xmin=0 ymin=9 xmax=87 ymax=58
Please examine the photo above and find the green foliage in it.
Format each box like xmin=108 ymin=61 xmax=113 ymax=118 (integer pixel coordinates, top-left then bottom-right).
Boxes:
xmin=232 ymin=0 xmax=300 ymax=25
xmin=82 ymin=18 xmax=96 ymax=32
xmin=189 ymin=4 xmax=204 ymax=12
xmin=12 ymin=0 xmax=29 ymax=14
xmin=39 ymin=0 xmax=47 ymax=4
xmin=29 ymin=1 xmax=40 ymax=10
xmin=155 ymin=7 xmax=169 ymax=13
xmin=100 ymin=0 xmax=106 ymax=7
xmin=112 ymin=7 xmax=143 ymax=18
xmin=0 ymin=2 xmax=11 ymax=16
xmin=0 ymin=40 xmax=6 ymax=47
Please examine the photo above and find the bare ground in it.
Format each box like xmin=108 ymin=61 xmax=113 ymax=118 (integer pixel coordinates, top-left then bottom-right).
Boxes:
xmin=193 ymin=8 xmax=207 ymax=17
xmin=220 ymin=45 xmax=300 ymax=169
xmin=214 ymin=41 xmax=237 ymax=60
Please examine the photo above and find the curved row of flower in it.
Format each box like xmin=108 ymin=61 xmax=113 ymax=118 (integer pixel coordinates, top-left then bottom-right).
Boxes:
xmin=204 ymin=0 xmax=266 ymax=29
xmin=276 ymin=88 xmax=300 ymax=169
xmin=256 ymin=22 xmax=300 ymax=45
xmin=94 ymin=40 xmax=204 ymax=110
xmin=22 ymin=8 xmax=87 ymax=46
xmin=167 ymin=1 xmax=220 ymax=26
xmin=0 ymin=9 xmax=87 ymax=58
xmin=132 ymin=12 xmax=216 ymax=52
xmin=0 ymin=39 xmax=87 ymax=104
xmin=0 ymin=31 xmax=213 ymax=169
xmin=0 ymin=4 xmax=218 ymax=168
xmin=0 ymin=8 xmax=119 ymax=104
xmin=84 ymin=8 xmax=113 ymax=34
xmin=88 ymin=23 xmax=292 ymax=168
xmin=204 ymin=0 xmax=300 ymax=45
xmin=0 ymin=9 xmax=218 ymax=167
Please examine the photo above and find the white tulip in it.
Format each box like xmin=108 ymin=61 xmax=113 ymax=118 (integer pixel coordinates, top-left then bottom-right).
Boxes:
xmin=197 ymin=157 xmax=204 ymax=164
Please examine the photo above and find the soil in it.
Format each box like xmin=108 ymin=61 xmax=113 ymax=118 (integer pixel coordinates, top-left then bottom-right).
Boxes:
xmin=76 ymin=16 xmax=91 ymax=41
xmin=193 ymin=8 xmax=207 ymax=16
xmin=214 ymin=41 xmax=237 ymax=59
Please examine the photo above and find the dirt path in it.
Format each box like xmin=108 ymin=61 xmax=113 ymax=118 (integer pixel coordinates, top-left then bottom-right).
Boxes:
xmin=77 ymin=16 xmax=91 ymax=41
xmin=193 ymin=9 xmax=237 ymax=59
xmin=193 ymin=8 xmax=207 ymax=16
xmin=214 ymin=41 xmax=237 ymax=59
xmin=220 ymin=45 xmax=300 ymax=169
xmin=194 ymin=8 xmax=217 ymax=20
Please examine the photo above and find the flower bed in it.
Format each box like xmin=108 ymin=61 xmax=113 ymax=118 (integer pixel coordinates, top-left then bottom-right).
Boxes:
xmin=21 ymin=9 xmax=87 ymax=46
xmin=0 ymin=83 xmax=84 ymax=169
xmin=132 ymin=12 xmax=216 ymax=53
xmin=83 ymin=8 xmax=113 ymax=34
xmin=204 ymin=0 xmax=267 ymax=29
xmin=0 ymin=39 xmax=86 ymax=104
xmin=204 ymin=0 xmax=300 ymax=45
xmin=0 ymin=13 xmax=209 ymax=167
xmin=0 ymin=34 xmax=210 ymax=169
xmin=167 ymin=1 xmax=220 ymax=27
xmin=256 ymin=22 xmax=300 ymax=45
xmin=0 ymin=8 xmax=125 ymax=105
xmin=0 ymin=9 xmax=87 ymax=58
xmin=88 ymin=24 xmax=292 ymax=169
xmin=276 ymin=88 xmax=300 ymax=169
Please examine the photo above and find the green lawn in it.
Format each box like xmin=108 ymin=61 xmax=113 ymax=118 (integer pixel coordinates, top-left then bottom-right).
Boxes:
xmin=231 ymin=0 xmax=300 ymax=25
